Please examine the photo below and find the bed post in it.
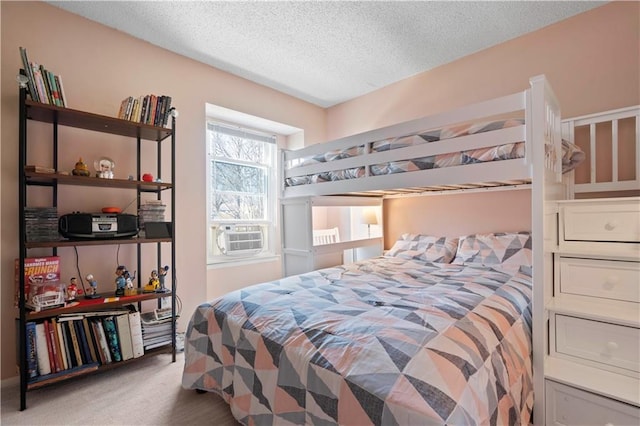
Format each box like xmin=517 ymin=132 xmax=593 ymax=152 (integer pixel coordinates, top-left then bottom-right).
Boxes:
xmin=529 ymin=75 xmax=564 ymax=425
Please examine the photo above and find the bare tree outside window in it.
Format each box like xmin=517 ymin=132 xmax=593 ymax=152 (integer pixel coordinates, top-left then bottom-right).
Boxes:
xmin=208 ymin=125 xmax=275 ymax=222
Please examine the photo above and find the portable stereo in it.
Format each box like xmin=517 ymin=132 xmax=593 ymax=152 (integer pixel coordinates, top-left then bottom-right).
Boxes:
xmin=58 ymin=213 xmax=138 ymax=239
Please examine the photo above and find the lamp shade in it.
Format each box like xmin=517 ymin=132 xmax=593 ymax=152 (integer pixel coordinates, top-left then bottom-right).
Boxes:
xmin=361 ymin=209 xmax=378 ymax=225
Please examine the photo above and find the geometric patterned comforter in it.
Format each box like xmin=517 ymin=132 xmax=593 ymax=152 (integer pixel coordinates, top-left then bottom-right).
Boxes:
xmin=182 ymin=257 xmax=533 ymax=425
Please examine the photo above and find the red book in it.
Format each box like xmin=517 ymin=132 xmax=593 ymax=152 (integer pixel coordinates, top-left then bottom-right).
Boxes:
xmin=43 ymin=320 xmax=56 ymax=373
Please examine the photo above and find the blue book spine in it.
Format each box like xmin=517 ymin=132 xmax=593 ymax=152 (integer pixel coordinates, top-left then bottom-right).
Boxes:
xmin=102 ymin=316 xmax=122 ymax=362
xmin=26 ymin=321 xmax=39 ymax=379
xmin=74 ymin=320 xmax=92 ymax=365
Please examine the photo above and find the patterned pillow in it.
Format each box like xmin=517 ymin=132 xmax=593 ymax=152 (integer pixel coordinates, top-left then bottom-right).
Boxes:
xmin=386 ymin=234 xmax=459 ymax=263
xmin=453 ymin=232 xmax=532 ymax=267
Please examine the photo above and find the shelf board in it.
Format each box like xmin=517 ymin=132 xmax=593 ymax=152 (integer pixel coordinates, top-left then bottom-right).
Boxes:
xmin=25 ymin=100 xmax=172 ymax=142
xmin=25 ymin=291 xmax=173 ymax=320
xmin=26 ymin=345 xmax=173 ymax=390
xmin=25 ymin=172 xmax=172 ymax=191
xmin=26 ymin=236 xmax=171 ymax=248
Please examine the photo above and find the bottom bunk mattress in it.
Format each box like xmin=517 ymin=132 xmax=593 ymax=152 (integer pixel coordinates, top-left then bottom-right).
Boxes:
xmin=182 ymin=258 xmax=533 ymax=425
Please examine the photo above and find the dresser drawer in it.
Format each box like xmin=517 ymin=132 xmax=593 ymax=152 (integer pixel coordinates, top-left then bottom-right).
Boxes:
xmin=561 ymin=201 xmax=640 ymax=243
xmin=546 ymin=380 xmax=640 ymax=426
xmin=553 ymin=314 xmax=640 ymax=375
xmin=558 ymin=257 xmax=640 ymax=303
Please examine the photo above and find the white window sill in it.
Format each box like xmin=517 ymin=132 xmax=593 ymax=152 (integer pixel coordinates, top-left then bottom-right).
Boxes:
xmin=207 ymin=253 xmax=280 ymax=269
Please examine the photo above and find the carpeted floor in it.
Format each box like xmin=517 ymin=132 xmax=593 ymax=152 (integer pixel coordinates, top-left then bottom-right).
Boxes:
xmin=1 ymin=352 xmax=239 ymax=425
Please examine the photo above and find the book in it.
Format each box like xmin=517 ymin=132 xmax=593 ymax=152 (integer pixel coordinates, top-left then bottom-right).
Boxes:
xmin=82 ymin=318 xmax=98 ymax=364
xmin=92 ymin=319 xmax=112 ymax=364
xmin=44 ymin=69 xmax=62 ymax=106
xmin=67 ymin=320 xmax=83 ymax=367
xmin=59 ymin=320 xmax=73 ymax=369
xmin=25 ymin=165 xmax=56 ymax=174
xmin=74 ymin=320 xmax=91 ymax=364
xmin=43 ymin=320 xmax=58 ymax=373
xmin=55 ymin=75 xmax=67 ymax=107
xmin=102 ymin=316 xmax=122 ymax=362
xmin=162 ymin=96 xmax=172 ymax=126
xmin=50 ymin=318 xmax=66 ymax=371
xmin=34 ymin=323 xmax=51 ymax=376
xmin=31 ymin=64 xmax=49 ymax=105
xmin=25 ymin=322 xmax=39 ymax=379
xmin=19 ymin=47 xmax=38 ymax=102
xmin=14 ymin=256 xmax=62 ymax=309
xmin=128 ymin=311 xmax=144 ymax=358
xmin=89 ymin=320 xmax=106 ymax=364
xmin=38 ymin=64 xmax=53 ymax=104
xmin=115 ymin=314 xmax=134 ymax=361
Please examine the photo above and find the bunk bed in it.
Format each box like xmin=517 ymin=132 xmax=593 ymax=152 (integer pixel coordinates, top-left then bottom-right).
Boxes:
xmin=182 ymin=75 xmax=579 ymax=425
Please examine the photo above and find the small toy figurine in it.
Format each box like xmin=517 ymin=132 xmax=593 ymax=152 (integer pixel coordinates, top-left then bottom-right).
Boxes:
xmin=66 ymin=277 xmax=78 ymax=301
xmin=114 ymin=265 xmax=126 ymax=296
xmin=144 ymin=270 xmax=159 ymax=293
xmin=85 ymin=274 xmax=99 ymax=299
xmin=124 ymin=269 xmax=137 ymax=296
xmin=71 ymin=157 xmax=90 ymax=176
xmin=157 ymin=265 xmax=170 ymax=293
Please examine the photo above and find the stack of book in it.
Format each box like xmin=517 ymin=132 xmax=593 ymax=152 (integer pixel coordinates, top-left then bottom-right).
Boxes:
xmin=24 ymin=308 xmax=145 ymax=383
xmin=24 ymin=207 xmax=58 ymax=242
xmin=19 ymin=47 xmax=67 ymax=107
xmin=138 ymin=200 xmax=166 ymax=231
xmin=140 ymin=311 xmax=174 ymax=350
xmin=117 ymin=94 xmax=172 ymax=127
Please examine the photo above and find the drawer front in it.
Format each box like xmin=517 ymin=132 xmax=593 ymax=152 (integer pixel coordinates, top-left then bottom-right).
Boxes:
xmin=546 ymin=380 xmax=640 ymax=426
xmin=559 ymin=257 xmax=640 ymax=303
xmin=555 ymin=315 xmax=640 ymax=373
xmin=562 ymin=202 xmax=640 ymax=243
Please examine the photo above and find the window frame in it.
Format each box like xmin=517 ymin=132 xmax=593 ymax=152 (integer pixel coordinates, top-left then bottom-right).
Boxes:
xmin=206 ymin=120 xmax=279 ymax=264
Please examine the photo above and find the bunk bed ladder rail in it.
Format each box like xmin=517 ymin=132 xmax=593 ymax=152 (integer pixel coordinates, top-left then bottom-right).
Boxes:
xmin=527 ymin=75 xmax=563 ymax=183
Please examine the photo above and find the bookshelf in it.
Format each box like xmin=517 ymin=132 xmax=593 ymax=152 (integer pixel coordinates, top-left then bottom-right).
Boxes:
xmin=16 ymin=85 xmax=177 ymax=410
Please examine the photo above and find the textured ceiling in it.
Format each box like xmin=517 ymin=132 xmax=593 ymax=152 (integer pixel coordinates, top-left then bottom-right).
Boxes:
xmin=47 ymin=1 xmax=605 ymax=108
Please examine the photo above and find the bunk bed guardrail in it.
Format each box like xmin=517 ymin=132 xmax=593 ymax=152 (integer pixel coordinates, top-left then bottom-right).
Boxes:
xmin=562 ymin=105 xmax=640 ymax=197
xmin=281 ymin=75 xmax=563 ymax=198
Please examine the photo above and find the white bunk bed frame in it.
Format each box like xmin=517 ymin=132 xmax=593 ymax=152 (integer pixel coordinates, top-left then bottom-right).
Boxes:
xmin=562 ymin=105 xmax=640 ymax=198
xmin=280 ymin=75 xmax=565 ymax=424
xmin=282 ymin=75 xmax=563 ymax=199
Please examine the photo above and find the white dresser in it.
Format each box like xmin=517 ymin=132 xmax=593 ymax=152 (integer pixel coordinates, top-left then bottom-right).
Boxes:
xmin=545 ymin=197 xmax=640 ymax=425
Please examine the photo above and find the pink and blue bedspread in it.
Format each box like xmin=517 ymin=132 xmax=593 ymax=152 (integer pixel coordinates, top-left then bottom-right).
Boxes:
xmin=182 ymin=257 xmax=533 ymax=425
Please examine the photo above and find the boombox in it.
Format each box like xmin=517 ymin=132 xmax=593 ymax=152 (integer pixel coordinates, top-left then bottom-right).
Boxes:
xmin=59 ymin=213 xmax=138 ymax=239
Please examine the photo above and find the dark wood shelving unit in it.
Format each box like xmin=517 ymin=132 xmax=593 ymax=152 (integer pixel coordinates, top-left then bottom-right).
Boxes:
xmin=16 ymin=87 xmax=177 ymax=411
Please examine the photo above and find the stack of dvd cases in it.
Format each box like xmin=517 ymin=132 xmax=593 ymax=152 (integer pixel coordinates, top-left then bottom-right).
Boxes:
xmin=25 ymin=207 xmax=59 ymax=242
xmin=138 ymin=201 xmax=166 ymax=231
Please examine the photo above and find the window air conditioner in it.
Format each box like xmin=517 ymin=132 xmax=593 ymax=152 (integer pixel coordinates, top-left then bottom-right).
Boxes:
xmin=218 ymin=224 xmax=264 ymax=256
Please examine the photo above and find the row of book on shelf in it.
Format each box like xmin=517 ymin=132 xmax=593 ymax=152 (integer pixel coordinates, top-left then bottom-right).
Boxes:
xmin=19 ymin=47 xmax=67 ymax=107
xmin=23 ymin=305 xmax=174 ymax=382
xmin=118 ymin=94 xmax=172 ymax=127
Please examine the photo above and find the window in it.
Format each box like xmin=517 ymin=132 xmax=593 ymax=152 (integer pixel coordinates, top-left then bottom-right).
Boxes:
xmin=207 ymin=122 xmax=277 ymax=263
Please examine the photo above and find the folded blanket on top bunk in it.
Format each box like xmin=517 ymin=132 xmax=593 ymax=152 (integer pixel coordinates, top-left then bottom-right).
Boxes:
xmin=285 ymin=119 xmax=585 ymax=187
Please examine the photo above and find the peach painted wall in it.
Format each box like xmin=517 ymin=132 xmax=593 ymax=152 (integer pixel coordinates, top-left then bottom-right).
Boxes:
xmin=326 ymin=2 xmax=639 ymax=247
xmin=0 ymin=1 xmax=325 ymax=380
